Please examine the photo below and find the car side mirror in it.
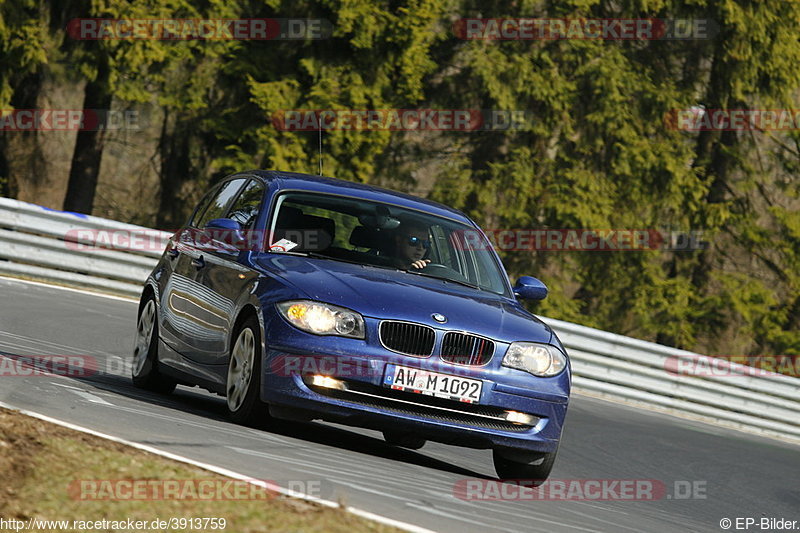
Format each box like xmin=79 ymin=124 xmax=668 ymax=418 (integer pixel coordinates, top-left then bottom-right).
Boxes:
xmin=204 ymin=218 xmax=245 ymax=252
xmin=513 ymin=276 xmax=548 ymax=301
xmin=205 ymin=218 xmax=242 ymax=231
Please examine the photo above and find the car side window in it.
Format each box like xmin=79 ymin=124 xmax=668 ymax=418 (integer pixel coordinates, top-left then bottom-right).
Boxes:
xmin=195 ymin=178 xmax=247 ymax=229
xmin=429 ymin=225 xmax=452 ymax=265
xmin=225 ymin=180 xmax=265 ymax=230
xmin=188 ymin=185 xmax=221 ymax=228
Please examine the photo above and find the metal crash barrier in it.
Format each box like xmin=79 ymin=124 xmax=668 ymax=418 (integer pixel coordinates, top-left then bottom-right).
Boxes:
xmin=1 ymin=196 xmax=798 ymax=443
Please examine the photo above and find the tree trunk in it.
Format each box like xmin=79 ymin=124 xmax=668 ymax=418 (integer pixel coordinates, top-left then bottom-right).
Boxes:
xmin=156 ymin=108 xmax=193 ymax=229
xmin=688 ymin=29 xmax=739 ymax=292
xmin=690 ymin=127 xmax=737 ymax=290
xmin=0 ymin=137 xmax=9 ymax=198
xmin=62 ymin=56 xmax=112 ymax=214
xmin=2 ymin=69 xmax=45 ymax=200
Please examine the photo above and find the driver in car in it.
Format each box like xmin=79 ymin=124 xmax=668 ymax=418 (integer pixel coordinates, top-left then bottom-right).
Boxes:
xmin=391 ymin=222 xmax=432 ymax=270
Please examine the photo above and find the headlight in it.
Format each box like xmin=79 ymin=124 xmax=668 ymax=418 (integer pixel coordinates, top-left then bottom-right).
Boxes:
xmin=502 ymin=342 xmax=567 ymax=377
xmin=276 ymin=300 xmax=365 ymax=339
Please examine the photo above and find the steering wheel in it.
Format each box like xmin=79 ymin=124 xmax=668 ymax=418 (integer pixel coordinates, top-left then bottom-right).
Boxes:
xmin=418 ymin=263 xmax=471 ymax=283
xmin=419 ymin=262 xmax=448 ymax=270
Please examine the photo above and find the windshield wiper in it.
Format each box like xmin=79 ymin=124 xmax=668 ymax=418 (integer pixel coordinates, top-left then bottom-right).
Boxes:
xmin=403 ymin=269 xmax=480 ymax=290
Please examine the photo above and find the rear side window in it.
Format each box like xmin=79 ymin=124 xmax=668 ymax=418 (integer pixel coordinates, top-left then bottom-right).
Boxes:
xmin=188 ymin=186 xmax=220 ymax=228
xmin=226 ymin=180 xmax=265 ymax=230
xmin=195 ymin=178 xmax=247 ymax=229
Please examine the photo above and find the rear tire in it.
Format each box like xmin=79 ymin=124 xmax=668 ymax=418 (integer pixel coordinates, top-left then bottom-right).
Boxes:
xmin=382 ymin=430 xmax=426 ymax=450
xmin=131 ymin=296 xmax=177 ymax=394
xmin=492 ymin=448 xmax=558 ymax=483
xmin=226 ymin=316 xmax=269 ymax=426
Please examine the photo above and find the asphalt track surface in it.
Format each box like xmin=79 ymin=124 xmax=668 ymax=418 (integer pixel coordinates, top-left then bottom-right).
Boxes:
xmin=0 ymin=277 xmax=798 ymax=533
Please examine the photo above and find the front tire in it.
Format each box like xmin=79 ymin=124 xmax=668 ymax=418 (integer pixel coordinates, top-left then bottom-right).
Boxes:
xmin=131 ymin=296 xmax=177 ymax=394
xmin=492 ymin=448 xmax=558 ymax=483
xmin=226 ymin=316 xmax=268 ymax=426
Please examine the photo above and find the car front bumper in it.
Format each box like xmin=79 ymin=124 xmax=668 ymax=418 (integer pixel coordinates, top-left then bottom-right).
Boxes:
xmin=260 ymin=319 xmax=570 ymax=453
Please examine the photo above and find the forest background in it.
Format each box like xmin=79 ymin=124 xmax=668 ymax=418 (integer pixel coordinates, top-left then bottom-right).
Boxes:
xmin=1 ymin=0 xmax=799 ymax=360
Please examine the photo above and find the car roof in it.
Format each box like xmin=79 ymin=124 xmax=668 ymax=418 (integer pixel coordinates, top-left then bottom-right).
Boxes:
xmin=240 ymin=170 xmax=475 ymax=225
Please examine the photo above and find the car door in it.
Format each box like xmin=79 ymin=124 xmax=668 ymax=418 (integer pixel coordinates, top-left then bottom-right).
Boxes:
xmin=159 ymin=178 xmax=248 ymax=360
xmin=158 ymin=183 xmax=219 ymax=355
xmin=191 ymin=178 xmax=267 ymax=365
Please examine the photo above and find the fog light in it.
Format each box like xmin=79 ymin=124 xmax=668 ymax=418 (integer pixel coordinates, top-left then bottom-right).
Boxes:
xmin=310 ymin=375 xmax=346 ymax=390
xmin=504 ymin=410 xmax=536 ymax=425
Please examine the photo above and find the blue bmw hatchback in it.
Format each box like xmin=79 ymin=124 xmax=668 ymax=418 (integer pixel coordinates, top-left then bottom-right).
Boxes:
xmin=132 ymin=170 xmax=570 ymax=480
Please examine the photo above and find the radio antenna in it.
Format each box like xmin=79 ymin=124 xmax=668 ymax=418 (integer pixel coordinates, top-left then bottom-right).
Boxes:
xmin=318 ymin=127 xmax=323 ymax=175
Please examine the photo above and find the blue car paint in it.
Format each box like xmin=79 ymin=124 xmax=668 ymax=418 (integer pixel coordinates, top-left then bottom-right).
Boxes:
xmin=143 ymin=170 xmax=570 ymax=455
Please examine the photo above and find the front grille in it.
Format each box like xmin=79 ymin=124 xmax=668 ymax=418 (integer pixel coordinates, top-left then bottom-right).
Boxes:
xmin=441 ymin=332 xmax=495 ymax=365
xmin=306 ymin=379 xmax=536 ymax=432
xmin=379 ymin=321 xmax=435 ymax=356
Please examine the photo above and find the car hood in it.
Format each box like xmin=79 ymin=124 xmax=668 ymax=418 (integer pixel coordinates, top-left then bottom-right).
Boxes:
xmin=254 ymin=254 xmax=552 ymax=344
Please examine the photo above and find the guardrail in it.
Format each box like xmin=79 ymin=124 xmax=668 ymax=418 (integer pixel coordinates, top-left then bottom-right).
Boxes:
xmin=1 ymin=196 xmax=798 ymax=443
xmin=543 ymin=318 xmax=800 ymax=443
xmin=0 ymin=197 xmax=170 ymax=297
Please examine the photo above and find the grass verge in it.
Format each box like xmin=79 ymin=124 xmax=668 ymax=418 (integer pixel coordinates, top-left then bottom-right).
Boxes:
xmin=0 ymin=407 xmax=403 ymax=533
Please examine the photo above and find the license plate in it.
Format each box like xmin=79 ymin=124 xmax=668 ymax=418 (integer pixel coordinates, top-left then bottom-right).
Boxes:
xmin=383 ymin=364 xmax=483 ymax=404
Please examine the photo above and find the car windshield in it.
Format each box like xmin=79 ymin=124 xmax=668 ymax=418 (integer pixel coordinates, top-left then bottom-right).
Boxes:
xmin=267 ymin=192 xmax=511 ymax=296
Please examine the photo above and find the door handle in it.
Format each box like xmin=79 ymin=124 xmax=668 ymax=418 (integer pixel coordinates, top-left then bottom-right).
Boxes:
xmin=192 ymin=256 xmax=205 ymax=269
xmin=167 ymin=249 xmax=179 ymax=259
